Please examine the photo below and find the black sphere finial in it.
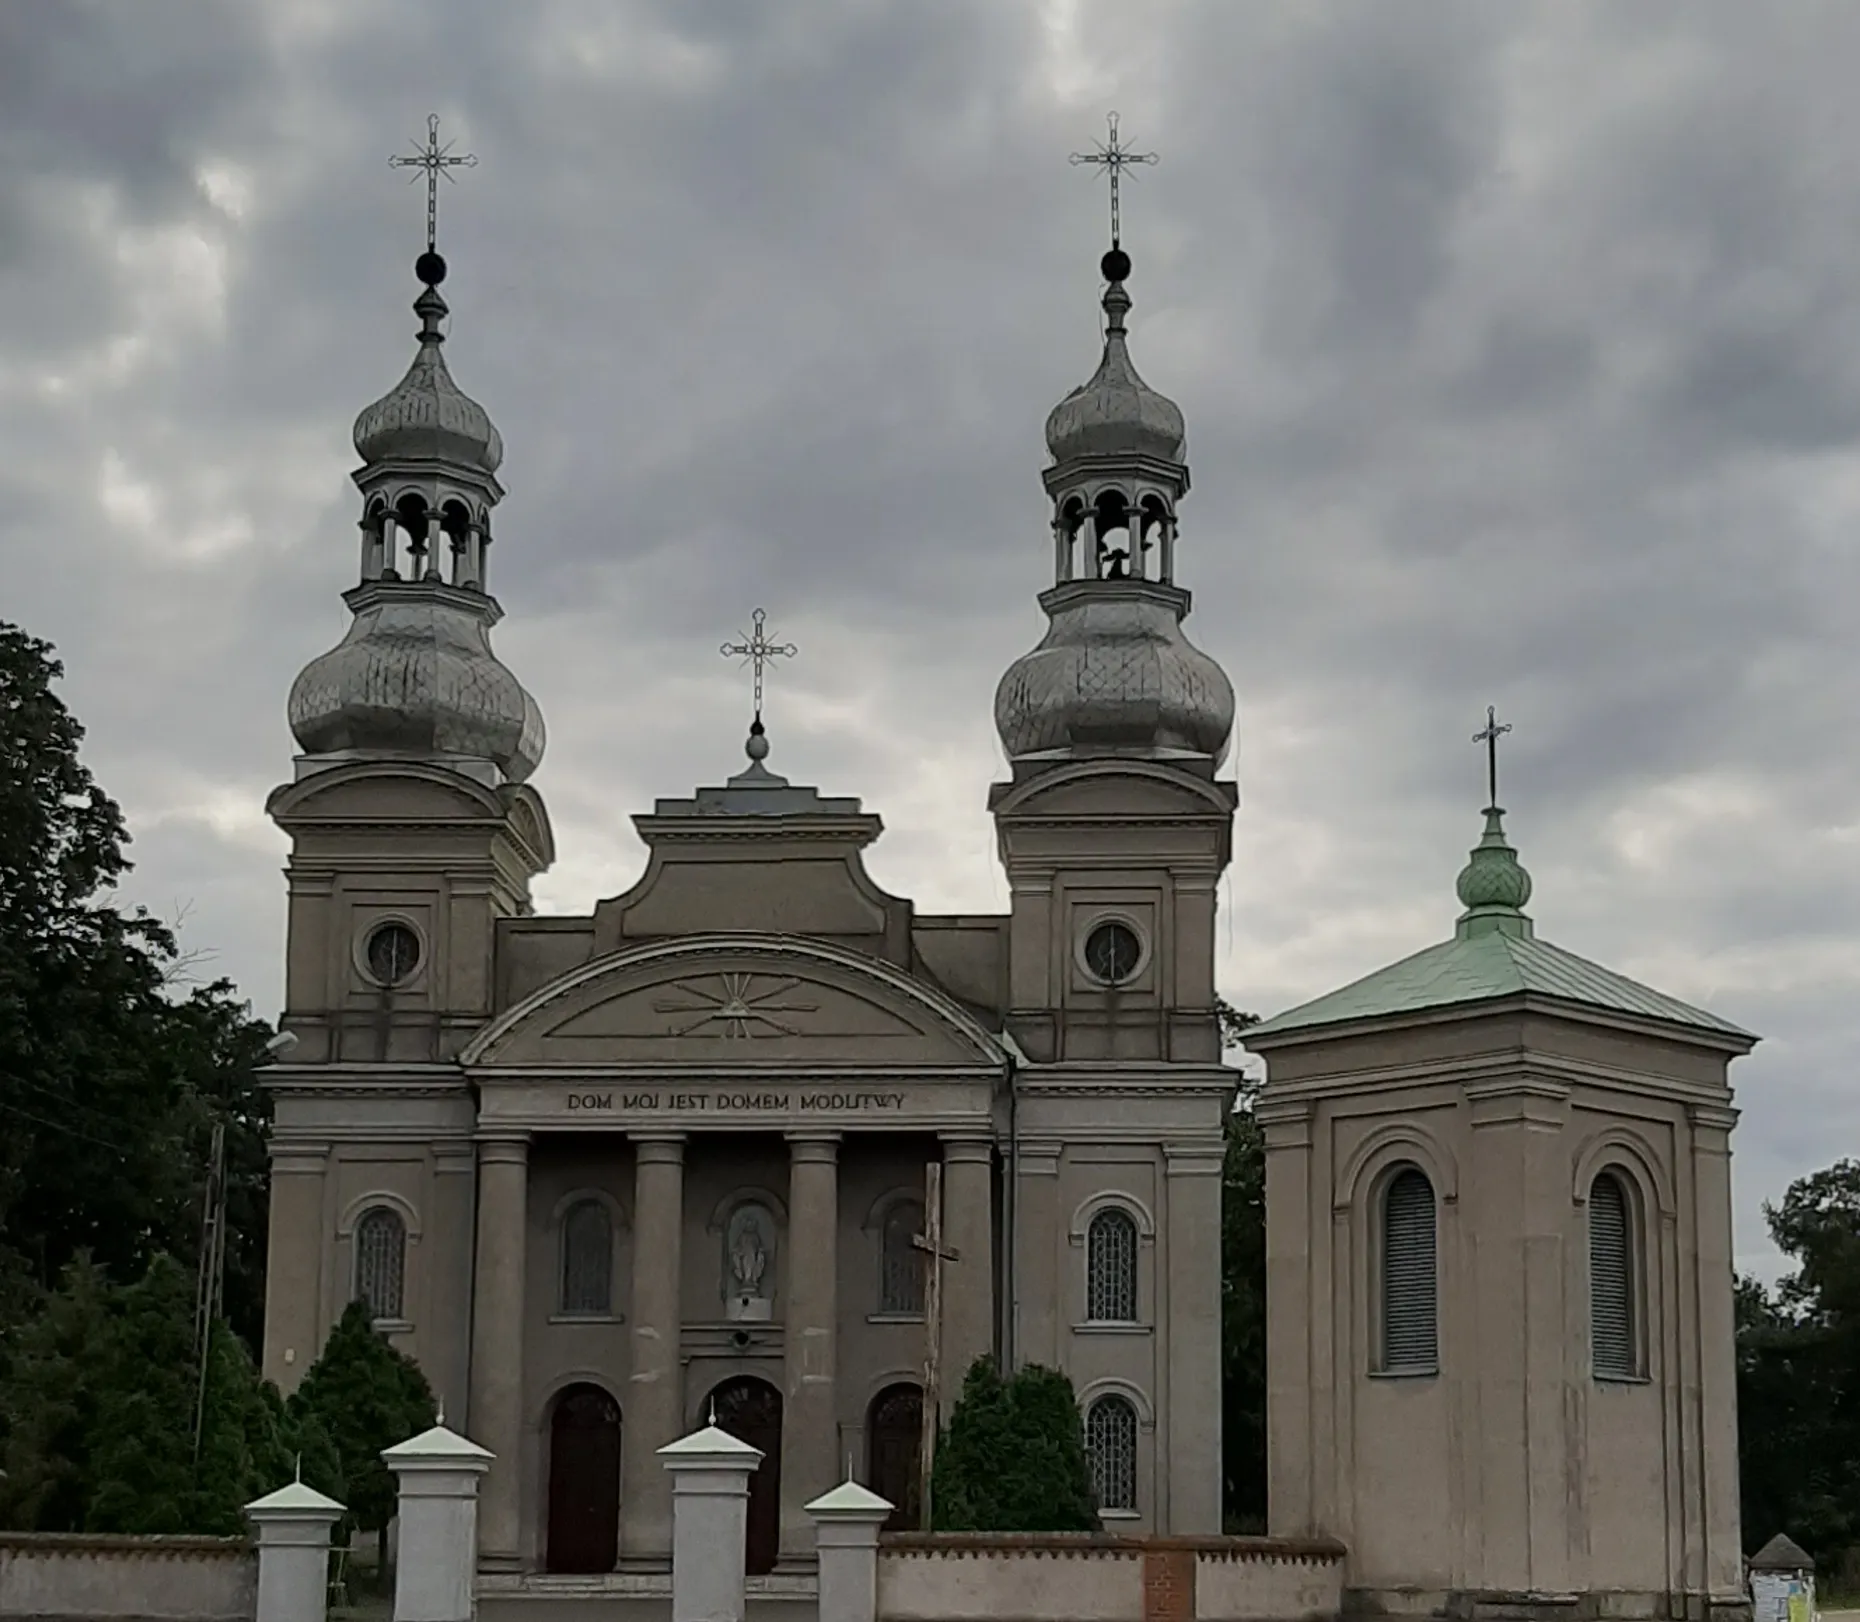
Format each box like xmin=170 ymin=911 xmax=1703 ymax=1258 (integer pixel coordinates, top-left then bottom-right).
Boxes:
xmin=1101 ymin=246 xmax=1132 ymax=284
xmin=415 ymin=250 xmax=448 ymax=287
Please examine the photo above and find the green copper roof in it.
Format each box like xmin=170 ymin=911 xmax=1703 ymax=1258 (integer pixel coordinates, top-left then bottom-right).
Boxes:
xmin=1247 ymin=807 xmax=1753 ymax=1044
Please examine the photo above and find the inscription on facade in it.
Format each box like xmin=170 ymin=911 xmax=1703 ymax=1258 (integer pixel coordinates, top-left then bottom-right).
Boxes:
xmin=566 ymin=1089 xmax=907 ymax=1113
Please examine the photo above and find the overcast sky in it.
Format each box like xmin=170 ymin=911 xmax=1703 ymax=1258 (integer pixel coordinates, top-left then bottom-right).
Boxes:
xmin=5 ymin=0 xmax=1858 ymax=1283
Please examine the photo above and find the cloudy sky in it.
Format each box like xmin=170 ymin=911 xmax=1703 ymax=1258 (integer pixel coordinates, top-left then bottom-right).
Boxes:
xmin=5 ymin=0 xmax=1858 ymax=1282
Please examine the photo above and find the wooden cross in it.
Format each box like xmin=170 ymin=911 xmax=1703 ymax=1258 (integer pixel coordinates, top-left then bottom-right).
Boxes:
xmin=912 ymin=1161 xmax=960 ymax=1531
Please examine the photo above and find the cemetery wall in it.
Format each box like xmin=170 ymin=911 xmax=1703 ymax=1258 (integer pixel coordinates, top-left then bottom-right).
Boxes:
xmin=0 ymin=1532 xmax=255 ymax=1622
xmin=877 ymin=1533 xmax=1347 ymax=1622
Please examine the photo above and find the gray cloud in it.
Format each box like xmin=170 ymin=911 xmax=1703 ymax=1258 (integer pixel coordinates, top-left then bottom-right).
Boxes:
xmin=4 ymin=0 xmax=1857 ymax=1280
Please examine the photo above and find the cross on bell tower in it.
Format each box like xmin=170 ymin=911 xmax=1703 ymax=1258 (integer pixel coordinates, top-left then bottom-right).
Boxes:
xmin=1069 ymin=111 xmax=1158 ymax=249
xmin=390 ymin=112 xmax=477 ymax=262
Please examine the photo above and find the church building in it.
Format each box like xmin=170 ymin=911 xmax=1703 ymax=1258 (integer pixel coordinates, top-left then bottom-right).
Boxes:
xmin=1245 ymin=798 xmax=1756 ymax=1619
xmin=260 ymin=223 xmax=1239 ymax=1580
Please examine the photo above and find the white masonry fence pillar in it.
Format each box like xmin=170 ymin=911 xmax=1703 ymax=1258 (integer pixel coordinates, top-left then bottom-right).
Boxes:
xmin=659 ymin=1419 xmax=765 ymax=1622
xmin=806 ymin=1480 xmax=894 ymax=1622
xmin=246 ymin=1479 xmax=346 ymax=1622
xmin=381 ymin=1422 xmax=494 ymax=1622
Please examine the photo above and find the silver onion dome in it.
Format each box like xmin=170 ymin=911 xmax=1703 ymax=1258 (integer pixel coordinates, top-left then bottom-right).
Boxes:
xmin=352 ymin=281 xmax=504 ymax=475
xmin=288 ymin=584 xmax=544 ymax=783
xmin=1043 ymin=262 xmax=1185 ymax=465
xmin=995 ymin=583 xmax=1234 ymax=765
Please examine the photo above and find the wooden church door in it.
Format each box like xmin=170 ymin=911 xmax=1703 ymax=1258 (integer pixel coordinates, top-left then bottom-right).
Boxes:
xmin=866 ymin=1383 xmax=923 ymax=1531
xmin=709 ymin=1376 xmax=783 ymax=1575
xmin=546 ymin=1384 xmax=622 ymax=1573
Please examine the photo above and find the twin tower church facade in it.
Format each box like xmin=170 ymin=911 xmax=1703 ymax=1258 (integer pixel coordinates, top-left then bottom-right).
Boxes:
xmin=264 ymin=212 xmax=1755 ymax=1618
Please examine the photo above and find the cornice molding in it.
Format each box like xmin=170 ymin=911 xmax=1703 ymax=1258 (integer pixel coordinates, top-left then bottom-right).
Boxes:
xmin=1257 ymin=1044 xmax=1734 ymax=1111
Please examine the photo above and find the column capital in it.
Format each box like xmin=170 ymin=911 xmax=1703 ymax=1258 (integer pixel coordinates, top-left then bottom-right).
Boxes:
xmin=632 ymin=1132 xmax=687 ymax=1164
xmin=940 ymin=1135 xmax=995 ymax=1164
xmin=785 ymin=1131 xmax=841 ymax=1161
xmin=476 ymin=1135 xmax=530 ymax=1166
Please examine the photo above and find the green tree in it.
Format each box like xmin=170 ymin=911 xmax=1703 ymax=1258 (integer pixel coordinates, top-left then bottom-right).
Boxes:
xmin=0 ymin=1255 xmax=114 ymax=1530
xmin=290 ymin=1302 xmax=437 ymax=1562
xmin=931 ymin=1356 xmax=1097 ymax=1531
xmin=1737 ymin=1159 xmax=1860 ymax=1565
xmin=0 ymin=623 xmax=273 ymax=1355
xmin=1217 ymin=998 xmax=1268 ymax=1533
xmin=0 ymin=1253 xmax=297 ymax=1534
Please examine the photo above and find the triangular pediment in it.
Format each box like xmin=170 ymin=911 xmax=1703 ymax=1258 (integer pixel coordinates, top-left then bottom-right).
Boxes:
xmin=463 ymin=935 xmax=1004 ymax=1069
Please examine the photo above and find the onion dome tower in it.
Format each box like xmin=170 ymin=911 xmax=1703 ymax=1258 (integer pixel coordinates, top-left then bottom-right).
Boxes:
xmin=286 ymin=242 xmax=543 ymax=785
xmin=993 ymin=239 xmax=1234 ymax=774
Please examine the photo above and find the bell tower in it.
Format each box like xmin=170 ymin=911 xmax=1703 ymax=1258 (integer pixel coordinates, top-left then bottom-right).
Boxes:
xmin=991 ymin=119 xmax=1238 ymax=1535
xmin=260 ymin=124 xmax=551 ymax=1411
xmin=989 ymin=228 xmax=1237 ymax=1065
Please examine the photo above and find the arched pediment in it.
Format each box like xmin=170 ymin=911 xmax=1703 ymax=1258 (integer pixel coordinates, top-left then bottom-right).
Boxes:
xmin=462 ymin=934 xmax=1007 ymax=1070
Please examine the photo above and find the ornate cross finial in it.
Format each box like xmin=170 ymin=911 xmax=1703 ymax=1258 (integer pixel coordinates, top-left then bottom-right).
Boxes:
xmin=1472 ymin=704 xmax=1513 ymax=811
xmin=720 ymin=608 xmax=797 ymax=725
xmin=1070 ymin=111 xmax=1157 ymax=249
xmin=390 ymin=113 xmax=477 ymax=253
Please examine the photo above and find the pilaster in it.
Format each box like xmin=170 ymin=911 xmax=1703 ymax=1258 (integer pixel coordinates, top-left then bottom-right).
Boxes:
xmin=468 ymin=1135 xmax=528 ymax=1572
xmin=624 ymin=1132 xmax=687 ymax=1567
xmin=781 ymin=1133 xmax=840 ymax=1563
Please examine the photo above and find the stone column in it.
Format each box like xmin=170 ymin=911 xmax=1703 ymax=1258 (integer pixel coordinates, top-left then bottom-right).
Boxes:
xmin=1014 ymin=1140 xmax=1063 ymax=1368
xmin=1164 ymin=1140 xmax=1226 ymax=1533
xmin=781 ymin=1133 xmax=840 ymax=1562
xmin=939 ymin=1137 xmax=995 ymax=1409
xmin=263 ymin=1143 xmax=329 ymax=1394
xmin=246 ymin=1479 xmax=345 ymax=1622
xmin=1257 ymin=1101 xmax=1315 ymax=1537
xmin=382 ymin=1424 xmax=493 ymax=1622
xmin=660 ymin=1421 xmax=765 ymax=1622
xmin=806 ymin=1481 xmax=894 ymax=1622
xmin=1690 ymin=1103 xmax=1745 ymax=1600
xmin=624 ymin=1133 xmax=687 ymax=1567
xmin=468 ymin=1136 xmax=528 ymax=1573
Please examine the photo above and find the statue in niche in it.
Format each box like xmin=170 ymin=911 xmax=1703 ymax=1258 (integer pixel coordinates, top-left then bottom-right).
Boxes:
xmin=724 ymin=1202 xmax=776 ymax=1322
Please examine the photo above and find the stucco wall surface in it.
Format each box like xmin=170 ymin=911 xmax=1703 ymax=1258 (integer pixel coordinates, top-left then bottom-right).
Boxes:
xmin=877 ymin=1534 xmax=1345 ymax=1622
xmin=0 ymin=1533 xmax=256 ymax=1622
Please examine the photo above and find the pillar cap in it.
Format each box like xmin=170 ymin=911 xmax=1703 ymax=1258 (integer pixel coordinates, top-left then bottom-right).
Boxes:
xmin=657 ymin=1422 xmax=763 ymax=1469
xmin=246 ymin=1480 xmax=345 ymax=1519
xmin=383 ymin=1422 xmax=494 ymax=1468
xmin=805 ymin=1479 xmax=894 ymax=1521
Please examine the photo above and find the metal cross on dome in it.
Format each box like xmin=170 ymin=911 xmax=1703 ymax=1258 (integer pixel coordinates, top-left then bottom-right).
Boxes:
xmin=1473 ymin=704 xmax=1513 ymax=811
xmin=390 ymin=113 xmax=477 ymax=253
xmin=1070 ymin=111 xmax=1157 ymax=249
xmin=720 ymin=607 xmax=797 ymax=725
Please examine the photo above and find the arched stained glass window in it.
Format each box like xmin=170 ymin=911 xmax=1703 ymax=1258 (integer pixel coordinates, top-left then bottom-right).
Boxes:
xmin=1085 ymin=1395 xmax=1138 ymax=1512
xmin=560 ymin=1198 xmax=613 ymax=1317
xmin=1086 ymin=1207 xmax=1138 ymax=1322
xmin=1589 ymin=1172 xmax=1638 ymax=1379
xmin=355 ymin=1205 xmax=406 ymax=1322
xmin=1381 ymin=1167 xmax=1437 ymax=1373
xmin=880 ymin=1199 xmax=925 ymax=1315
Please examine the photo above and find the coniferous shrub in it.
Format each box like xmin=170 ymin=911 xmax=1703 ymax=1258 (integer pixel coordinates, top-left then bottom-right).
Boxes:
xmin=288 ymin=1301 xmax=437 ymax=1564
xmin=930 ymin=1357 xmax=1098 ymax=1532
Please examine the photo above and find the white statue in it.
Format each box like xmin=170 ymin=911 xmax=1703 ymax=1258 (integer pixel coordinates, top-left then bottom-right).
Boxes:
xmin=724 ymin=1203 xmax=775 ymax=1322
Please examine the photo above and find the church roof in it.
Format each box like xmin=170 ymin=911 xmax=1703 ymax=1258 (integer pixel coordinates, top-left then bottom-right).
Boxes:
xmin=1247 ymin=805 xmax=1753 ymax=1046
xmin=1246 ymin=924 xmax=1751 ymax=1042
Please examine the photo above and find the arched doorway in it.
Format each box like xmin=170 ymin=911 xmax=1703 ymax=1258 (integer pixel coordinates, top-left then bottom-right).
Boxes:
xmin=546 ymin=1384 xmax=621 ymax=1574
xmin=866 ymin=1383 xmax=922 ymax=1531
xmin=707 ymin=1376 xmax=783 ymax=1575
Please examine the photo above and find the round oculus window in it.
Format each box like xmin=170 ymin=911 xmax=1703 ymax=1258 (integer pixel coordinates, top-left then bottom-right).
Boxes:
xmin=1084 ymin=921 xmax=1142 ymax=985
xmin=365 ymin=922 xmax=422 ymax=987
